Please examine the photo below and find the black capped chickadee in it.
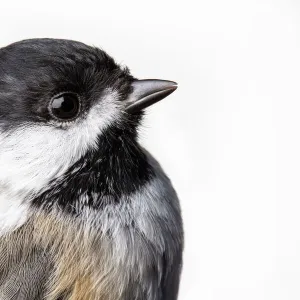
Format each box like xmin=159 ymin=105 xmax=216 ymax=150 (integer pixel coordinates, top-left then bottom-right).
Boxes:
xmin=0 ymin=39 xmax=183 ymax=300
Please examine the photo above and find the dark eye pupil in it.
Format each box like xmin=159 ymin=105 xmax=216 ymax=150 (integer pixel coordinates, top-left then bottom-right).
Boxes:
xmin=50 ymin=93 xmax=80 ymax=120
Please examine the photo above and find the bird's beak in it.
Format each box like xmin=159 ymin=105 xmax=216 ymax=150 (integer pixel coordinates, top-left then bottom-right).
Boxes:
xmin=125 ymin=79 xmax=178 ymax=113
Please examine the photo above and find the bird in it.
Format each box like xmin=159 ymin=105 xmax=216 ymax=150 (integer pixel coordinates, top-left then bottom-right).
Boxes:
xmin=0 ymin=38 xmax=183 ymax=300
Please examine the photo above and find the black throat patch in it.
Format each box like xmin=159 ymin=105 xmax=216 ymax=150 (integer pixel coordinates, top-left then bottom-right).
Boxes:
xmin=31 ymin=122 xmax=154 ymax=214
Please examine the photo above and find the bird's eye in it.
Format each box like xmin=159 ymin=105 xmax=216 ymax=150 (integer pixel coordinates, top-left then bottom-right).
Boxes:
xmin=49 ymin=92 xmax=80 ymax=121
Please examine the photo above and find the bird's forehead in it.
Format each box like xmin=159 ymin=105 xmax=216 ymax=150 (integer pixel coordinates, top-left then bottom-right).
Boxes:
xmin=0 ymin=39 xmax=129 ymax=92
xmin=0 ymin=39 xmax=133 ymax=129
xmin=0 ymin=40 xmax=116 ymax=86
xmin=1 ymin=39 xmax=111 ymax=67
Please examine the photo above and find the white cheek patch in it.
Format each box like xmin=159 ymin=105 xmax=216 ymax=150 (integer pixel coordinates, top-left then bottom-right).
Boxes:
xmin=0 ymin=89 xmax=121 ymax=234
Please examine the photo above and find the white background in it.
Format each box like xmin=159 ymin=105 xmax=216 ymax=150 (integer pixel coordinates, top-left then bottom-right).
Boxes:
xmin=1 ymin=0 xmax=300 ymax=299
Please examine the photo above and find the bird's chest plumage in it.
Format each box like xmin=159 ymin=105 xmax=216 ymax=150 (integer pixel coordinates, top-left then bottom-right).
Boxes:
xmin=0 ymin=175 xmax=181 ymax=300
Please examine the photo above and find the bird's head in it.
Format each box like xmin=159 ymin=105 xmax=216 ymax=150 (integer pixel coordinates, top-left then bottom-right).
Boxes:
xmin=0 ymin=39 xmax=177 ymax=198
